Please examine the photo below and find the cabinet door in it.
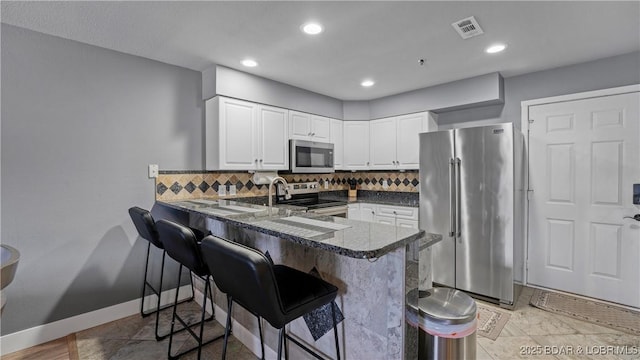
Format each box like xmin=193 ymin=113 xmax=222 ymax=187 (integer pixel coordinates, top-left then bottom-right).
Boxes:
xmin=343 ymin=121 xmax=370 ymax=169
xmin=311 ymin=115 xmax=331 ymax=141
xmin=219 ymin=97 xmax=258 ymax=169
xmin=360 ymin=203 xmax=377 ymax=222
xmin=396 ymin=113 xmax=427 ymax=169
xmin=347 ymin=203 xmax=361 ymax=220
xmin=289 ymin=111 xmax=311 ymax=140
xmin=258 ymin=105 xmax=289 ymax=170
xmin=330 ymin=119 xmax=344 ymax=169
xmin=369 ymin=117 xmax=397 ymax=169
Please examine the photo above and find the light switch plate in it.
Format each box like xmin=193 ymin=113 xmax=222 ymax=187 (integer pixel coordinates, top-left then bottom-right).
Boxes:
xmin=229 ymin=185 xmax=237 ymax=196
xmin=218 ymin=186 xmax=226 ymax=196
xmin=148 ymin=164 xmax=159 ymax=178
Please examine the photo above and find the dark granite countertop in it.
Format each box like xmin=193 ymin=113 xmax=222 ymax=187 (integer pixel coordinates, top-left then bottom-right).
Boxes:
xmin=157 ymin=199 xmax=440 ymax=259
xmin=318 ymin=190 xmax=419 ymax=207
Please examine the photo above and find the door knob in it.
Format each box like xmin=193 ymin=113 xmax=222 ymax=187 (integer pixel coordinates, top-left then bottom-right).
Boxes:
xmin=623 ymin=214 xmax=640 ymax=221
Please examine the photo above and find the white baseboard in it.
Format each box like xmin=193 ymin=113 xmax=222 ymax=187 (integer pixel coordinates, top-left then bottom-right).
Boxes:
xmin=0 ymin=284 xmax=192 ymax=356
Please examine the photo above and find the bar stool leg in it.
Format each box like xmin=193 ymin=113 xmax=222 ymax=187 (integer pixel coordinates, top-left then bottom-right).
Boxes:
xmin=283 ymin=327 xmax=289 ymax=360
xmin=332 ymin=303 xmax=341 ymax=360
xmin=222 ymin=295 xmax=233 ymax=359
xmin=153 ymin=251 xmax=167 ymax=340
xmin=140 ymin=242 xmax=154 ymax=317
xmin=258 ymin=317 xmax=265 ymax=360
xmin=167 ymin=264 xmax=183 ymax=359
xmin=277 ymin=328 xmax=284 ymax=360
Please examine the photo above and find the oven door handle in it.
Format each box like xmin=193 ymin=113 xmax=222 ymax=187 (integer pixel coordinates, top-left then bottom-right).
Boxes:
xmin=307 ymin=205 xmax=348 ymax=216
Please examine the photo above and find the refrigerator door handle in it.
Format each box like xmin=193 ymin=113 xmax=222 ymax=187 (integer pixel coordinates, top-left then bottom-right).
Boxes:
xmin=449 ymin=158 xmax=456 ymax=237
xmin=455 ymin=157 xmax=462 ymax=238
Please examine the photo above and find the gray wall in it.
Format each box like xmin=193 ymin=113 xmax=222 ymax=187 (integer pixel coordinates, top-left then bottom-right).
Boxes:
xmin=437 ymin=51 xmax=640 ymax=127
xmin=1 ymin=24 xmax=202 ymax=335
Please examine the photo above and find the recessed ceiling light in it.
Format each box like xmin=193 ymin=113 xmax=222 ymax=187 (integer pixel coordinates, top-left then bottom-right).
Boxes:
xmin=301 ymin=22 xmax=323 ymax=35
xmin=241 ymin=59 xmax=258 ymax=67
xmin=485 ymin=44 xmax=506 ymax=54
xmin=361 ymin=80 xmax=375 ymax=87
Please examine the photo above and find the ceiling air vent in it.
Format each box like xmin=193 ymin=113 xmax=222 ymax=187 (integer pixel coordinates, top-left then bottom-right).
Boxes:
xmin=451 ymin=16 xmax=484 ymax=39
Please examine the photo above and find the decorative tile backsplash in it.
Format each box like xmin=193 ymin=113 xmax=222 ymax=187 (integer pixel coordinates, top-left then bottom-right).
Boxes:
xmin=156 ymin=171 xmax=419 ymax=201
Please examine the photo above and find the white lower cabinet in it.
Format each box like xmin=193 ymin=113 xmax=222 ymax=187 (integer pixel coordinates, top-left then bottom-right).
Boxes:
xmin=347 ymin=204 xmax=361 ymax=220
xmin=347 ymin=203 xmax=419 ymax=229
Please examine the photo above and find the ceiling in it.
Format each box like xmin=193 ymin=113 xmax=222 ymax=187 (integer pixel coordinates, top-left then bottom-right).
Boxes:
xmin=2 ymin=1 xmax=639 ymax=100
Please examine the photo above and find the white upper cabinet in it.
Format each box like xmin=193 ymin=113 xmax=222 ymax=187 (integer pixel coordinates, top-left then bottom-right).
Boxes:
xmin=207 ymin=96 xmax=436 ymax=172
xmin=289 ymin=111 xmax=331 ymax=141
xmin=369 ymin=111 xmax=437 ymax=170
xmin=330 ymin=119 xmax=344 ymax=169
xmin=396 ymin=112 xmax=432 ymax=169
xmin=257 ymin=105 xmax=289 ymax=170
xmin=310 ymin=115 xmax=331 ymax=141
xmin=206 ymin=96 xmax=288 ymax=170
xmin=343 ymin=121 xmax=370 ymax=169
xmin=289 ymin=111 xmax=311 ymax=139
xmin=369 ymin=117 xmax=397 ymax=169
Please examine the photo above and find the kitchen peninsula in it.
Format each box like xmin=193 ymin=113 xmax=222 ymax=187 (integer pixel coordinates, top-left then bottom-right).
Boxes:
xmin=158 ymin=198 xmax=441 ymax=360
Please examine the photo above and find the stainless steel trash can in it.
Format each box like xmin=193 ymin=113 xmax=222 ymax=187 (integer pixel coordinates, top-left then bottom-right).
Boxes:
xmin=415 ymin=287 xmax=477 ymax=360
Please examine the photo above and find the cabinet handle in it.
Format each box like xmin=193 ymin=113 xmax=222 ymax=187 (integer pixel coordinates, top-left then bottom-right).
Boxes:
xmin=393 ymin=211 xmax=397 ymax=215
xmin=308 ymin=132 xmax=312 ymax=136
xmin=255 ymin=159 xmax=258 ymax=163
xmin=259 ymin=159 xmax=263 ymax=162
xmin=366 ymin=162 xmax=370 ymax=166
xmin=312 ymin=132 xmax=315 ymax=136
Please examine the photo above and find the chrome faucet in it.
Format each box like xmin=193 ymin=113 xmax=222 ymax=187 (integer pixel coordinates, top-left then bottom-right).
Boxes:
xmin=268 ymin=176 xmax=291 ymax=214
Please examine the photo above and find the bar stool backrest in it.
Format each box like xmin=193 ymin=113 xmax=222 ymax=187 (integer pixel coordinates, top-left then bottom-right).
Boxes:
xmin=156 ymin=219 xmax=208 ymax=277
xmin=128 ymin=207 xmax=162 ymax=249
xmin=200 ymin=236 xmax=286 ymax=328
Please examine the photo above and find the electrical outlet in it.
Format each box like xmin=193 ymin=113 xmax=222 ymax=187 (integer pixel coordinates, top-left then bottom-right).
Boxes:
xmin=218 ymin=186 xmax=226 ymax=197
xmin=148 ymin=164 xmax=159 ymax=178
xmin=324 ymin=180 xmax=329 ymax=189
xmin=229 ymin=185 xmax=237 ymax=196
xmin=382 ymin=179 xmax=389 ymax=189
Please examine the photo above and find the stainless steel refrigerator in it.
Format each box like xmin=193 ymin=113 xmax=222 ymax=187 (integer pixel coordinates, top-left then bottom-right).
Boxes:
xmin=419 ymin=123 xmax=524 ymax=306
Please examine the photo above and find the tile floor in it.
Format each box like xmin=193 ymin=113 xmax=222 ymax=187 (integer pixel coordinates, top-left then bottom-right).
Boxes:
xmin=5 ymin=287 xmax=639 ymax=359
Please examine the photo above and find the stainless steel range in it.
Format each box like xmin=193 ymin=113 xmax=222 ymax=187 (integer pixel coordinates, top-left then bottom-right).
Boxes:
xmin=275 ymin=181 xmax=348 ymax=217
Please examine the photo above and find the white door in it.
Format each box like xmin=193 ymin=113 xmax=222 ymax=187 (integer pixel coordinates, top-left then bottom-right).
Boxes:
xmin=528 ymin=91 xmax=640 ymax=307
xmin=258 ymin=105 xmax=288 ymax=170
xmin=343 ymin=121 xmax=370 ymax=169
xmin=369 ymin=117 xmax=397 ymax=169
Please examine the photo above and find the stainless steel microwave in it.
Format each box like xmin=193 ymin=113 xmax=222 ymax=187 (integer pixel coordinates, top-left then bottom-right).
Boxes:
xmin=289 ymin=139 xmax=335 ymax=173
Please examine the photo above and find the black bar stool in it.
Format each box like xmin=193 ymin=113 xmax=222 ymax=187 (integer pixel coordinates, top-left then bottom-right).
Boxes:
xmin=128 ymin=207 xmax=200 ymax=340
xmin=200 ymin=235 xmax=341 ymax=360
xmin=157 ymin=219 xmax=223 ymax=360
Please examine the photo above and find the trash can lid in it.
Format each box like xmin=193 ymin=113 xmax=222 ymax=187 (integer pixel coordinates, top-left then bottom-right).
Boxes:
xmin=417 ymin=287 xmax=477 ymax=325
